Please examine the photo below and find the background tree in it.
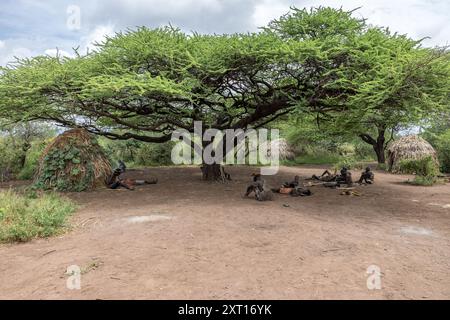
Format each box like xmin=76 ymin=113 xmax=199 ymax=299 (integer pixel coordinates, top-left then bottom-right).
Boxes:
xmin=268 ymin=8 xmax=450 ymax=164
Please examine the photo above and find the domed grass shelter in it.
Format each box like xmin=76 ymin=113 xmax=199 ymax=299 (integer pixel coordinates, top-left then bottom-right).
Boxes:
xmin=387 ymin=135 xmax=439 ymax=173
xmin=34 ymin=129 xmax=112 ymax=191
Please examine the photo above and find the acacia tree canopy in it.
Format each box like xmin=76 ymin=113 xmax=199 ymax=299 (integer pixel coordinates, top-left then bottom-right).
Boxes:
xmin=0 ymin=6 xmax=448 ymax=166
xmin=268 ymin=7 xmax=450 ymax=163
xmin=0 ymin=7 xmax=365 ymax=142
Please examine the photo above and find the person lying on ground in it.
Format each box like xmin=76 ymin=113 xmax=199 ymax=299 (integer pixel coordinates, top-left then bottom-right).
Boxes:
xmin=272 ymin=175 xmax=312 ymax=196
xmin=106 ymin=161 xmax=158 ymax=190
xmin=311 ymin=167 xmax=353 ymax=188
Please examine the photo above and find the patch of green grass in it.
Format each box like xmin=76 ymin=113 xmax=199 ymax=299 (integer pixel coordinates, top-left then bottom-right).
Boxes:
xmin=282 ymin=153 xmax=340 ymax=166
xmin=0 ymin=190 xmax=76 ymax=243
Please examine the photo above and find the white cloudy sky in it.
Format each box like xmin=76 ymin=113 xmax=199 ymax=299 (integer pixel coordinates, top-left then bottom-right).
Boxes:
xmin=0 ymin=0 xmax=449 ymax=66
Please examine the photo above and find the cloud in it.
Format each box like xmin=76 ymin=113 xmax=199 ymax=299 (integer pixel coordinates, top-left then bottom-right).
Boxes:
xmin=79 ymin=24 xmax=116 ymax=53
xmin=0 ymin=0 xmax=449 ymax=67
xmin=44 ymin=48 xmax=72 ymax=58
xmin=0 ymin=39 xmax=35 ymax=66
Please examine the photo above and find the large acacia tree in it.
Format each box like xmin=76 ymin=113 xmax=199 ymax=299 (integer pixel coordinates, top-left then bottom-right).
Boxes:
xmin=0 ymin=7 xmax=360 ymax=179
xmin=1 ymin=7 xmax=447 ymax=176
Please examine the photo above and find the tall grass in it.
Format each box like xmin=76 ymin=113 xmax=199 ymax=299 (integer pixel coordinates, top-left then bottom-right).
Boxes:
xmin=0 ymin=190 xmax=76 ymax=243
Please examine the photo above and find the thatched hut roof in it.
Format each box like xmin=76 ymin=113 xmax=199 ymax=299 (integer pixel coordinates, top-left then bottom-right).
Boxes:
xmin=269 ymin=138 xmax=295 ymax=160
xmin=387 ymin=135 xmax=438 ymax=173
xmin=34 ymin=129 xmax=112 ymax=191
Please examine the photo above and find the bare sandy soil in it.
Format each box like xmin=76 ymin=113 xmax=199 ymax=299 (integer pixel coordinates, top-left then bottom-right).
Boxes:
xmin=0 ymin=165 xmax=449 ymax=300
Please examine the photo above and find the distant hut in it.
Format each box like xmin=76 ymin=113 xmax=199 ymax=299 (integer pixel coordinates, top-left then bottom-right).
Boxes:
xmin=269 ymin=138 xmax=296 ymax=161
xmin=387 ymin=135 xmax=439 ymax=173
xmin=34 ymin=129 xmax=112 ymax=191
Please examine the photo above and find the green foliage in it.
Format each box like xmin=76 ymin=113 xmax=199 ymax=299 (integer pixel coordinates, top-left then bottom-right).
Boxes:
xmin=100 ymin=137 xmax=174 ymax=167
xmin=0 ymin=137 xmax=23 ymax=181
xmin=398 ymin=156 xmax=439 ymax=177
xmin=33 ymin=131 xmax=110 ymax=192
xmin=134 ymin=142 xmax=175 ymax=166
xmin=0 ymin=6 xmax=447 ymax=166
xmin=333 ymin=157 xmax=365 ymax=171
xmin=422 ymin=126 xmax=450 ymax=173
xmin=17 ymin=139 xmax=51 ymax=180
xmin=337 ymin=143 xmax=356 ymax=157
xmin=283 ymin=152 xmax=340 ymax=166
xmin=0 ymin=190 xmax=75 ymax=243
xmin=0 ymin=123 xmax=56 ymax=181
xmin=33 ymin=144 xmax=89 ymax=192
xmin=434 ymin=130 xmax=450 ymax=173
xmin=409 ymin=175 xmax=438 ymax=186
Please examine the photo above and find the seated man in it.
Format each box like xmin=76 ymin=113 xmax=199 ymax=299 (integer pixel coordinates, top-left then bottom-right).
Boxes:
xmin=336 ymin=167 xmax=353 ymax=187
xmin=245 ymin=173 xmax=273 ymax=201
xmin=106 ymin=161 xmax=158 ymax=190
xmin=358 ymin=167 xmax=374 ymax=184
xmin=283 ymin=175 xmax=301 ymax=188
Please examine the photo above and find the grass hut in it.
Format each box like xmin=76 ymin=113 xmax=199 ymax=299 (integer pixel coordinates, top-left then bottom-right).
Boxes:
xmin=34 ymin=129 xmax=112 ymax=191
xmin=387 ymin=135 xmax=439 ymax=173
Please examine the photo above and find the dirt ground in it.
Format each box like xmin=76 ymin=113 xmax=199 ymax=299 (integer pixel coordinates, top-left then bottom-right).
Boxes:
xmin=0 ymin=165 xmax=449 ymax=300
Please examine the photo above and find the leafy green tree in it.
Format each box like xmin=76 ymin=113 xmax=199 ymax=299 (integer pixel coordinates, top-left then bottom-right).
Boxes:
xmin=1 ymin=6 xmax=448 ymax=178
xmin=0 ymin=10 xmax=359 ymax=179
xmin=268 ymin=8 xmax=450 ymax=163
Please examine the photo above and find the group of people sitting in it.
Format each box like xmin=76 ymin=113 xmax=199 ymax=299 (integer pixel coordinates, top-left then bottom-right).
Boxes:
xmin=244 ymin=167 xmax=375 ymax=201
xmin=311 ymin=166 xmax=374 ymax=187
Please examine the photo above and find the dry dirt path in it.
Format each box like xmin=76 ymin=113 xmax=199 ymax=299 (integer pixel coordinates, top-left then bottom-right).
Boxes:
xmin=0 ymin=166 xmax=449 ymax=299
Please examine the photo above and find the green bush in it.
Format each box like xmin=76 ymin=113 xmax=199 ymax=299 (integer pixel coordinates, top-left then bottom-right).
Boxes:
xmin=134 ymin=142 xmax=175 ymax=166
xmin=398 ymin=156 xmax=439 ymax=177
xmin=337 ymin=143 xmax=356 ymax=157
xmin=399 ymin=156 xmax=440 ymax=186
xmin=333 ymin=156 xmax=365 ymax=171
xmin=17 ymin=139 xmax=50 ymax=180
xmin=99 ymin=138 xmax=175 ymax=167
xmin=0 ymin=190 xmax=76 ymax=242
xmin=435 ymin=130 xmax=450 ymax=173
xmin=410 ymin=175 xmax=438 ymax=186
xmin=0 ymin=137 xmax=24 ymax=181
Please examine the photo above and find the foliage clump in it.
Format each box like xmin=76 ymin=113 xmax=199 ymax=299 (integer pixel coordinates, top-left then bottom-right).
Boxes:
xmin=399 ymin=156 xmax=440 ymax=186
xmin=33 ymin=129 xmax=112 ymax=192
xmin=0 ymin=189 xmax=75 ymax=243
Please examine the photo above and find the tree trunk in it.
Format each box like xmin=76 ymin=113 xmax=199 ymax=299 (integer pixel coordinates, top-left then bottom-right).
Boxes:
xmin=373 ymin=140 xmax=385 ymax=164
xmin=359 ymin=126 xmax=386 ymax=164
xmin=201 ymin=163 xmax=223 ymax=181
xmin=19 ymin=142 xmax=31 ymax=169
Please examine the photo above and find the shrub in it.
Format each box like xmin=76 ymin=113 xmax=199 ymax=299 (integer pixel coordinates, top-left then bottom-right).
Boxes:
xmin=0 ymin=190 xmax=76 ymax=242
xmin=399 ymin=156 xmax=440 ymax=186
xmin=17 ymin=139 xmax=51 ymax=180
xmin=134 ymin=142 xmax=175 ymax=166
xmin=0 ymin=137 xmax=24 ymax=182
xmin=409 ymin=175 xmax=438 ymax=186
xmin=337 ymin=143 xmax=356 ymax=157
xmin=333 ymin=156 xmax=365 ymax=171
xmin=398 ymin=156 xmax=439 ymax=177
xmin=435 ymin=130 xmax=450 ymax=173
